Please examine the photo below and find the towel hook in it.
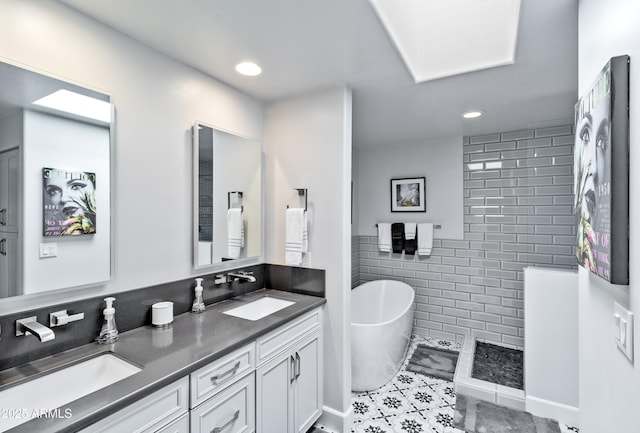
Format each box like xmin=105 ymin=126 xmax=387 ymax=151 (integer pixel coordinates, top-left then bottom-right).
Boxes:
xmin=286 ymin=188 xmax=308 ymax=211
xmin=228 ymin=191 xmax=244 ymax=212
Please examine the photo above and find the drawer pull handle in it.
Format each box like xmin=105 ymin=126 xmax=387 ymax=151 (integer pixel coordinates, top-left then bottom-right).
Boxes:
xmin=211 ymin=409 xmax=239 ymax=433
xmin=295 ymin=352 xmax=301 ymax=379
xmin=0 ymin=209 xmax=6 ymax=226
xmin=0 ymin=238 xmax=6 ymax=256
xmin=210 ymin=361 xmax=241 ymax=384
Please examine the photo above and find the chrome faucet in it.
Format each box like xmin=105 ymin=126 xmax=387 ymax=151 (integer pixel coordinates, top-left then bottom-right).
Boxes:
xmin=16 ymin=316 xmax=55 ymax=342
xmin=227 ymin=271 xmax=256 ymax=283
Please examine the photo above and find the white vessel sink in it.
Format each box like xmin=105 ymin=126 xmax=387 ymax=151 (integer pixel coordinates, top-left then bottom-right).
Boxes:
xmin=223 ymin=296 xmax=295 ymax=321
xmin=0 ymin=353 xmax=141 ymax=432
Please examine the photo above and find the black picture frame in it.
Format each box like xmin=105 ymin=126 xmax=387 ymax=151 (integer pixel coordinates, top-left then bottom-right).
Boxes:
xmin=390 ymin=177 xmax=426 ymax=212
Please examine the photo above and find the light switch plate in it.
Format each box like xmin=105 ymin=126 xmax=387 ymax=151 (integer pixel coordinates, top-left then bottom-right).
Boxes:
xmin=39 ymin=242 xmax=58 ymax=258
xmin=614 ymin=302 xmax=634 ymax=363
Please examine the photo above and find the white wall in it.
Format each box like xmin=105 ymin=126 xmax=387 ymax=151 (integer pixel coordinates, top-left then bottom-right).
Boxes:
xmin=22 ymin=110 xmax=110 ymax=294
xmin=355 ymin=137 xmax=463 ymax=240
xmin=0 ymin=0 xmax=263 ymax=310
xmin=578 ymin=1 xmax=640 ymax=431
xmin=264 ymin=86 xmax=353 ymax=431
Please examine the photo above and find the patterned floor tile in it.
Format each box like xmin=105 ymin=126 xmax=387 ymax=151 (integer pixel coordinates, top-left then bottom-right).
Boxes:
xmin=314 ymin=334 xmax=578 ymax=433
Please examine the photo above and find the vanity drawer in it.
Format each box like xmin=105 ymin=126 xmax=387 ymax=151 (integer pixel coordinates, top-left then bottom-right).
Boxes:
xmin=256 ymin=308 xmax=322 ymax=366
xmin=190 ymin=341 xmax=255 ymax=408
xmin=190 ymin=371 xmax=256 ymax=433
xmin=79 ymin=377 xmax=189 ymax=433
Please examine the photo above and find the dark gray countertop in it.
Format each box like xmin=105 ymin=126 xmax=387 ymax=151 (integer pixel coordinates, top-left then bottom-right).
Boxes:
xmin=1 ymin=289 xmax=325 ymax=433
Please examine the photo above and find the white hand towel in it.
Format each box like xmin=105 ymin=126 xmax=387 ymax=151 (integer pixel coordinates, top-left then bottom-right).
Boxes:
xmin=377 ymin=223 xmax=391 ymax=252
xmin=286 ymin=208 xmax=306 ymax=265
xmin=227 ymin=208 xmax=244 ymax=259
xmin=417 ymin=223 xmax=433 ymax=256
xmin=404 ymin=222 xmax=417 ymax=240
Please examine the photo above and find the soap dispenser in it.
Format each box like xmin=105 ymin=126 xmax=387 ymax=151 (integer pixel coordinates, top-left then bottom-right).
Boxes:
xmin=97 ymin=297 xmax=119 ymax=344
xmin=192 ymin=278 xmax=205 ymax=313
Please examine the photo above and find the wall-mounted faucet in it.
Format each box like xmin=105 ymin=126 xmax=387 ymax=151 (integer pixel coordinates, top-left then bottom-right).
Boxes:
xmin=227 ymin=271 xmax=256 ymax=283
xmin=15 ymin=317 xmax=55 ymax=342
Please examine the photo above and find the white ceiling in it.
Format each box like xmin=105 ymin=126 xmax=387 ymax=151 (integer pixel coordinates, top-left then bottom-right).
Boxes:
xmin=58 ymin=0 xmax=578 ymax=148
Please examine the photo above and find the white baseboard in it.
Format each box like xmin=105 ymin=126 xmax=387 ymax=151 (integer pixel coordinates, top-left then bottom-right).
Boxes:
xmin=526 ymin=395 xmax=579 ymax=427
xmin=319 ymin=404 xmax=353 ymax=433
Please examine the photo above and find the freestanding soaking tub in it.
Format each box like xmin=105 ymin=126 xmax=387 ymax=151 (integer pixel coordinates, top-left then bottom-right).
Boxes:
xmin=351 ymin=279 xmax=415 ymax=391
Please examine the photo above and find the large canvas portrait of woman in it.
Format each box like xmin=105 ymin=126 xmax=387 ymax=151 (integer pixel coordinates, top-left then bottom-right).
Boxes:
xmin=574 ymin=55 xmax=629 ymax=284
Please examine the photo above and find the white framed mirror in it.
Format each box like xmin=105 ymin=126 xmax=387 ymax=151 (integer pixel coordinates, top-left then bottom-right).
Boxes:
xmin=193 ymin=122 xmax=262 ymax=269
xmin=0 ymin=59 xmax=113 ymax=302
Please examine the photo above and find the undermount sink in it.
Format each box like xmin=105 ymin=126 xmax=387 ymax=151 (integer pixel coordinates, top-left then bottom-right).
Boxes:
xmin=222 ymin=296 xmax=295 ymax=321
xmin=0 ymin=353 xmax=141 ymax=432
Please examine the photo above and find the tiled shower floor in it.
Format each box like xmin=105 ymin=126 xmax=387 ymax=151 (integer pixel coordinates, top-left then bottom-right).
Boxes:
xmin=313 ymin=334 xmax=579 ymax=433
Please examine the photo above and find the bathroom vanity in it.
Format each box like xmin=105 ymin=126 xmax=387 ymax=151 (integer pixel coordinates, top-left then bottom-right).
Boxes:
xmin=0 ymin=289 xmax=325 ymax=433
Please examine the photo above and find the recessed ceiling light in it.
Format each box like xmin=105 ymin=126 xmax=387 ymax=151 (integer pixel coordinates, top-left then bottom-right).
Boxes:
xmin=235 ymin=62 xmax=262 ymax=76
xmin=462 ymin=110 xmax=484 ymax=119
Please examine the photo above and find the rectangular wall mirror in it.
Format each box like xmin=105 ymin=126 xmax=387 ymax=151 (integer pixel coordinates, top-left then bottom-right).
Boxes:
xmin=193 ymin=122 xmax=262 ymax=268
xmin=0 ymin=60 xmax=112 ymax=301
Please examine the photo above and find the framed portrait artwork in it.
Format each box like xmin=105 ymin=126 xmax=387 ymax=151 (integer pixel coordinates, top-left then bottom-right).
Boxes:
xmin=390 ymin=177 xmax=426 ymax=212
xmin=43 ymin=167 xmax=97 ymax=236
xmin=574 ymin=55 xmax=629 ymax=284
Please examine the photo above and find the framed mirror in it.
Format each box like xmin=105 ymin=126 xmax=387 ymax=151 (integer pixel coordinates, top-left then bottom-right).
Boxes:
xmin=0 ymin=60 xmax=113 ymax=301
xmin=193 ymin=122 xmax=262 ymax=268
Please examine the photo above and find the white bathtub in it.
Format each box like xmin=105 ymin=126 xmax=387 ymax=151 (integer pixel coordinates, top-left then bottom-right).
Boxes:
xmin=351 ymin=280 xmax=415 ymax=392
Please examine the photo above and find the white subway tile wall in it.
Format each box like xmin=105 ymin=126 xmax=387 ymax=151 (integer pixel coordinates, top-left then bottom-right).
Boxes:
xmin=353 ymin=126 xmax=577 ymax=348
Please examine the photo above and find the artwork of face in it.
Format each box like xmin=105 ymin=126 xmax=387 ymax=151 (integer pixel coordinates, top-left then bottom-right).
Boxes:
xmin=43 ymin=168 xmax=96 ymax=236
xmin=574 ymin=64 xmax=612 ymax=277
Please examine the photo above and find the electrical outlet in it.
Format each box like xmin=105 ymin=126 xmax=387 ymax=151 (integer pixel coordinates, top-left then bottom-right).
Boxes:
xmin=614 ymin=302 xmax=634 ymax=362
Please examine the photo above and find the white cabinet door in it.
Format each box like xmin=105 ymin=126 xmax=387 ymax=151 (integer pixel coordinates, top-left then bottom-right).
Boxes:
xmin=256 ymin=308 xmax=323 ymax=433
xmin=256 ymin=350 xmax=294 ymax=433
xmin=0 ymin=149 xmax=19 ymax=233
xmin=293 ymin=330 xmax=322 ymax=433
xmin=0 ymin=231 xmax=19 ymax=298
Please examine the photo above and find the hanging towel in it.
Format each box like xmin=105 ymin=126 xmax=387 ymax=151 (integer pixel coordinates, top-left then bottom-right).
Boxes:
xmin=404 ymin=223 xmax=417 ymax=240
xmin=377 ymin=223 xmax=391 ymax=252
xmin=227 ymin=208 xmax=244 ymax=259
xmin=404 ymin=222 xmax=417 ymax=255
xmin=417 ymin=223 xmax=434 ymax=256
xmin=391 ymin=223 xmax=405 ymax=254
xmin=286 ymin=208 xmax=306 ymax=265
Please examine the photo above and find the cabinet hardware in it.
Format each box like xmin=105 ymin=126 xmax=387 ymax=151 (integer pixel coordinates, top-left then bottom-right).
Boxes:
xmin=0 ymin=238 xmax=6 ymax=256
xmin=295 ymin=352 xmax=301 ymax=379
xmin=0 ymin=208 xmax=6 ymax=226
xmin=290 ymin=355 xmax=296 ymax=384
xmin=211 ymin=409 xmax=239 ymax=433
xmin=210 ymin=361 xmax=240 ymax=384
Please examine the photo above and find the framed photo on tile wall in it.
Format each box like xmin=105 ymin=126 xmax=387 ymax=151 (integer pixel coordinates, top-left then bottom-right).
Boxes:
xmin=574 ymin=55 xmax=629 ymax=285
xmin=390 ymin=177 xmax=426 ymax=212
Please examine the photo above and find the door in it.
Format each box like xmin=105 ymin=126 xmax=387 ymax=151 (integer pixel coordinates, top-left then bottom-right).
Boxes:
xmin=0 ymin=149 xmax=19 ymax=232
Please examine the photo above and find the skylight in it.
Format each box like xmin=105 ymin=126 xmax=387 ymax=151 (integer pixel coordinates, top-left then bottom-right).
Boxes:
xmin=32 ymin=89 xmax=112 ymax=123
xmin=369 ymin=0 xmax=521 ymax=83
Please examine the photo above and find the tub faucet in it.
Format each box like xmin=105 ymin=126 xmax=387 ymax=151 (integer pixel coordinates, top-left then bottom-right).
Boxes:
xmin=16 ymin=317 xmax=55 ymax=342
xmin=227 ymin=271 xmax=256 ymax=283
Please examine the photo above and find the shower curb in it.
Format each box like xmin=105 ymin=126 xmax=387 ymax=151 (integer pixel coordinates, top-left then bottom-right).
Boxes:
xmin=453 ymin=337 xmax=525 ymax=411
